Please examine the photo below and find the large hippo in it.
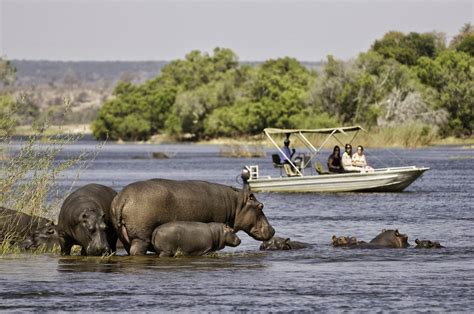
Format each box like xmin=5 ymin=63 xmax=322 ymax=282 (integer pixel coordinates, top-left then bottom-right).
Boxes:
xmin=0 ymin=206 xmax=59 ymax=250
xmin=369 ymin=229 xmax=409 ymax=248
xmin=112 ymin=179 xmax=275 ymax=255
xmin=57 ymin=184 xmax=117 ymax=256
xmin=151 ymin=222 xmax=241 ymax=257
xmin=260 ymin=236 xmax=309 ymax=250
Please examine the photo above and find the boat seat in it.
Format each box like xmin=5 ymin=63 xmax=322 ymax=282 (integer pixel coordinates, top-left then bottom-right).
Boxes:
xmin=315 ymin=161 xmax=330 ymax=175
xmin=271 ymin=154 xmax=285 ymax=168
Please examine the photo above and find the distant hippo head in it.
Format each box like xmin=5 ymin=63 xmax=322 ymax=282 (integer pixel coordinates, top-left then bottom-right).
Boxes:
xmin=21 ymin=221 xmax=59 ymax=251
xmin=332 ymin=235 xmax=358 ymax=247
xmin=78 ymin=208 xmax=111 ymax=256
xmin=223 ymin=225 xmax=241 ymax=247
xmin=370 ymin=229 xmax=409 ymax=248
xmin=234 ymin=192 xmax=275 ymax=241
xmin=260 ymin=236 xmax=291 ymax=250
xmin=415 ymin=239 xmax=444 ymax=249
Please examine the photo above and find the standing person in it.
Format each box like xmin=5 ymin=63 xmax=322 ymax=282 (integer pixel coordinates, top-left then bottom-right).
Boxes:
xmin=352 ymin=145 xmax=374 ymax=173
xmin=327 ymin=145 xmax=343 ymax=173
xmin=342 ymin=143 xmax=361 ymax=172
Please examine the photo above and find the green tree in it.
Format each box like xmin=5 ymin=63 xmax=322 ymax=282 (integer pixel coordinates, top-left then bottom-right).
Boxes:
xmin=416 ymin=50 xmax=474 ymax=136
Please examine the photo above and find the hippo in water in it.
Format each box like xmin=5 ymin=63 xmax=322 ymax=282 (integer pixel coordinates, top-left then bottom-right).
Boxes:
xmin=331 ymin=235 xmax=362 ymax=247
xmin=111 ymin=179 xmax=275 ymax=255
xmin=415 ymin=239 xmax=444 ymax=248
xmin=151 ymin=222 xmax=241 ymax=257
xmin=0 ymin=207 xmax=59 ymax=250
xmin=57 ymin=184 xmax=117 ymax=256
xmin=369 ymin=229 xmax=409 ymax=248
xmin=260 ymin=236 xmax=309 ymax=250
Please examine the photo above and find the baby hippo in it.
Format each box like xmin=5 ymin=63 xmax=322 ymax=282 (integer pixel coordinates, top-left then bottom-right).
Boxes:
xmin=415 ymin=239 xmax=444 ymax=248
xmin=151 ymin=222 xmax=241 ymax=257
xmin=260 ymin=236 xmax=309 ymax=250
xmin=332 ymin=235 xmax=362 ymax=247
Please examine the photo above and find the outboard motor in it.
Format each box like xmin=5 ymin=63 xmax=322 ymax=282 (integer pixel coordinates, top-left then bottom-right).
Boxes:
xmin=241 ymin=166 xmax=251 ymax=183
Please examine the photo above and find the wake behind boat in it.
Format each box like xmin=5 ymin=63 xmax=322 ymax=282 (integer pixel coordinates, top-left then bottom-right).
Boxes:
xmin=240 ymin=126 xmax=429 ymax=193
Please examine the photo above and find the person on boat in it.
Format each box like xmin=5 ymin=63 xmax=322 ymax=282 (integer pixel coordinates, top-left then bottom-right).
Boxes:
xmin=280 ymin=138 xmax=298 ymax=176
xmin=352 ymin=145 xmax=374 ymax=173
xmin=342 ymin=144 xmax=362 ymax=172
xmin=280 ymin=138 xmax=296 ymax=164
xmin=327 ymin=145 xmax=343 ymax=173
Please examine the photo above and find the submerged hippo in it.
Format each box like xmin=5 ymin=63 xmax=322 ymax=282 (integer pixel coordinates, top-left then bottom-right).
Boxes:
xmin=260 ymin=236 xmax=309 ymax=250
xmin=57 ymin=184 xmax=117 ymax=256
xmin=151 ymin=222 xmax=241 ymax=257
xmin=369 ymin=229 xmax=409 ymax=248
xmin=415 ymin=239 xmax=444 ymax=248
xmin=332 ymin=235 xmax=362 ymax=247
xmin=112 ymin=179 xmax=275 ymax=255
xmin=0 ymin=207 xmax=58 ymax=250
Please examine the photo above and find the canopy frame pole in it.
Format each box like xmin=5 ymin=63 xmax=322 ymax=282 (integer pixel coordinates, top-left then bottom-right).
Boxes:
xmin=265 ymin=130 xmax=302 ymax=176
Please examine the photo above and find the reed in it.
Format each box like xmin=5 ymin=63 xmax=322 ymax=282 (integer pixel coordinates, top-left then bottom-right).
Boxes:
xmin=0 ymin=105 xmax=102 ymax=254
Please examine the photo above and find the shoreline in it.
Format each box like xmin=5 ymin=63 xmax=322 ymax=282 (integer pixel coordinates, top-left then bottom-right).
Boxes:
xmin=11 ymin=124 xmax=474 ymax=148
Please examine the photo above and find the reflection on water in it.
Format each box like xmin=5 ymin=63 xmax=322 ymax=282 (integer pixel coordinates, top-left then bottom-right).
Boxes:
xmin=1 ymin=142 xmax=473 ymax=311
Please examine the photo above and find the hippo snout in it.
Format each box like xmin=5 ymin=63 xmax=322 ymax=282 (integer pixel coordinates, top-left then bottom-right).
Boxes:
xmin=86 ymin=243 xmax=111 ymax=256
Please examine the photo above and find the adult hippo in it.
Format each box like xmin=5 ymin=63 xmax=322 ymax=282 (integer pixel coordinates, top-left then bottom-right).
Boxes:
xmin=260 ymin=236 xmax=309 ymax=250
xmin=414 ymin=239 xmax=444 ymax=248
xmin=369 ymin=229 xmax=409 ymax=248
xmin=0 ymin=206 xmax=58 ymax=250
xmin=112 ymin=179 xmax=275 ymax=255
xmin=152 ymin=222 xmax=241 ymax=257
xmin=57 ymin=184 xmax=117 ymax=256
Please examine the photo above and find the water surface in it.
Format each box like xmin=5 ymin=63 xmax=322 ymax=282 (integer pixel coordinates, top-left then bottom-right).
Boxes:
xmin=1 ymin=142 xmax=473 ymax=311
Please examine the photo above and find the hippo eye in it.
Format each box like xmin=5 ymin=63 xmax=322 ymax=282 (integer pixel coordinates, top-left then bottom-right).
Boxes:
xmin=47 ymin=228 xmax=55 ymax=235
xmin=249 ymin=194 xmax=256 ymax=201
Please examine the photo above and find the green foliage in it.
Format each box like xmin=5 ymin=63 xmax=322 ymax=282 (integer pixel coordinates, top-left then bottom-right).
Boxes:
xmin=416 ymin=50 xmax=474 ymax=136
xmin=457 ymin=34 xmax=474 ymax=56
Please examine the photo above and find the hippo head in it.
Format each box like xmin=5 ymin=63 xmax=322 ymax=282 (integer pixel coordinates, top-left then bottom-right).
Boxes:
xmin=22 ymin=221 xmax=59 ymax=251
xmin=234 ymin=192 xmax=275 ymax=241
xmin=371 ymin=229 xmax=409 ymax=248
xmin=332 ymin=235 xmax=358 ymax=247
xmin=223 ymin=225 xmax=241 ymax=247
xmin=77 ymin=208 xmax=111 ymax=256
xmin=260 ymin=236 xmax=291 ymax=250
xmin=415 ymin=239 xmax=444 ymax=248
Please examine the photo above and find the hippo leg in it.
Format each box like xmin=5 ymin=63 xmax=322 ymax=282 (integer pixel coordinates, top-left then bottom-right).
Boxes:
xmin=59 ymin=236 xmax=74 ymax=256
xmin=130 ymin=239 xmax=149 ymax=256
xmin=159 ymin=251 xmax=173 ymax=257
xmin=107 ymin=232 xmax=118 ymax=253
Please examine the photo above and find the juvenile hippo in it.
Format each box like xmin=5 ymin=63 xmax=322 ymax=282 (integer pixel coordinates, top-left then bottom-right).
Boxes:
xmin=0 ymin=207 xmax=58 ymax=250
xmin=112 ymin=179 xmax=275 ymax=255
xmin=152 ymin=222 xmax=241 ymax=257
xmin=369 ymin=229 xmax=409 ymax=248
xmin=260 ymin=236 xmax=309 ymax=250
xmin=415 ymin=239 xmax=444 ymax=248
xmin=57 ymin=184 xmax=117 ymax=256
xmin=331 ymin=235 xmax=361 ymax=247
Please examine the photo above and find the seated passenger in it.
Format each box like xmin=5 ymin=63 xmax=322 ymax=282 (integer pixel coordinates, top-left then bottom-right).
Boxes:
xmin=352 ymin=145 xmax=374 ymax=173
xmin=280 ymin=138 xmax=298 ymax=176
xmin=327 ymin=145 xmax=343 ymax=173
xmin=342 ymin=144 xmax=362 ymax=172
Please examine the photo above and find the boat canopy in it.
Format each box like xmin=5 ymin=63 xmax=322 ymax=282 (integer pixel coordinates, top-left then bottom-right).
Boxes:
xmin=264 ymin=125 xmax=367 ymax=135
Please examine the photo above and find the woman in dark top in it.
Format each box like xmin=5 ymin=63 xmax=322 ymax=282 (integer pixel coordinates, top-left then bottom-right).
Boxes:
xmin=328 ymin=145 xmax=343 ymax=173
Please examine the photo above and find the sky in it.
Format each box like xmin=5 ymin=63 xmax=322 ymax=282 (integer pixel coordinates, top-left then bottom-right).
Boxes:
xmin=1 ymin=0 xmax=472 ymax=62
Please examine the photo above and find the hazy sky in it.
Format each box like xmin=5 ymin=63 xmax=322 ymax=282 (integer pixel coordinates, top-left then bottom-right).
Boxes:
xmin=1 ymin=0 xmax=472 ymax=61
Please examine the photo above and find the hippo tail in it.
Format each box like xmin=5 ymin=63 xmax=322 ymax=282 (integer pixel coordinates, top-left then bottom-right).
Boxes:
xmin=110 ymin=195 xmax=131 ymax=244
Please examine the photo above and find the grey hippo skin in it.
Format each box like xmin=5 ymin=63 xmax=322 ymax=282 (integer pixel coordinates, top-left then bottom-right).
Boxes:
xmin=260 ymin=236 xmax=309 ymax=250
xmin=415 ymin=239 xmax=444 ymax=248
xmin=369 ymin=229 xmax=409 ymax=248
xmin=112 ymin=179 xmax=275 ymax=255
xmin=152 ymin=222 xmax=241 ymax=257
xmin=57 ymin=184 xmax=117 ymax=256
xmin=332 ymin=235 xmax=363 ymax=247
xmin=0 ymin=207 xmax=58 ymax=250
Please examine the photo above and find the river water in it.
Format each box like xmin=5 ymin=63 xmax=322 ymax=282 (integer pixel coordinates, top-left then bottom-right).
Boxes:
xmin=1 ymin=141 xmax=473 ymax=311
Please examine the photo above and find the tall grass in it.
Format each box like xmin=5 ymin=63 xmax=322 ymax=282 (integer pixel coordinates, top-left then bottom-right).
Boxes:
xmin=0 ymin=103 xmax=102 ymax=254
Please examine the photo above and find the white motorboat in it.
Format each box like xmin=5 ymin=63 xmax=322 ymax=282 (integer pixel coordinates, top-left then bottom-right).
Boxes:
xmin=240 ymin=126 xmax=429 ymax=193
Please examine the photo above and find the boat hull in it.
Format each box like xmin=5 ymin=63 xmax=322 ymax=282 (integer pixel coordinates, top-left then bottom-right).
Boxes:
xmin=247 ymin=167 xmax=429 ymax=193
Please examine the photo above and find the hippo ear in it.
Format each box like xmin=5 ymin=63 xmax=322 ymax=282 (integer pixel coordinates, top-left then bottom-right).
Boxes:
xmin=285 ymin=238 xmax=290 ymax=243
xmin=394 ymin=229 xmax=400 ymax=236
xmin=415 ymin=239 xmax=420 ymax=244
xmin=332 ymin=235 xmax=337 ymax=241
